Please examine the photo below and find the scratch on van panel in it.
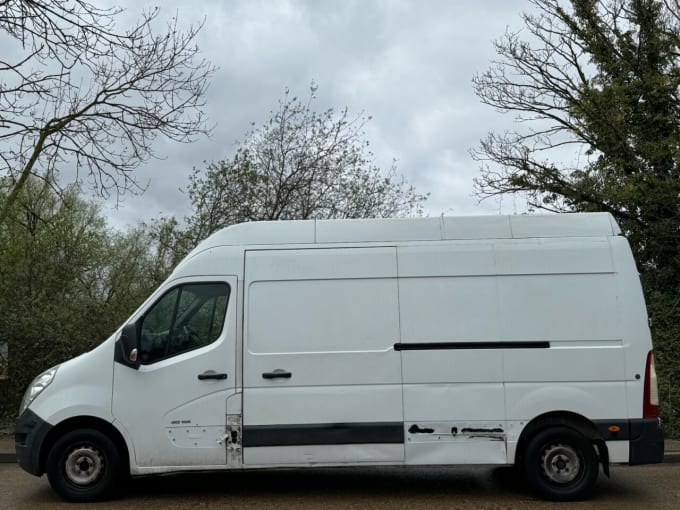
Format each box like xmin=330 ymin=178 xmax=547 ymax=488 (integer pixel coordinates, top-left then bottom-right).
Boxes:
xmin=408 ymin=424 xmax=434 ymax=434
xmin=460 ymin=427 xmax=505 ymax=441
xmin=461 ymin=427 xmax=504 ymax=434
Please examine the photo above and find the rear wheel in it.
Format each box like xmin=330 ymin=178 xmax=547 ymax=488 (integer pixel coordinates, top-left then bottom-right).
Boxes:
xmin=46 ymin=429 xmax=124 ymax=502
xmin=523 ymin=427 xmax=599 ymax=501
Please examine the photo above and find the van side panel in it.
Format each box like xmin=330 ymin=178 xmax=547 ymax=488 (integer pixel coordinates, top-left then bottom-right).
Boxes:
xmin=609 ymin=236 xmax=653 ymax=419
xmin=239 ymin=228 xmax=647 ymax=468
xmin=397 ymin=242 xmax=507 ymax=464
xmin=494 ymin=237 xmax=631 ymax=462
xmin=398 ymin=237 xmax=632 ymax=465
xmin=242 ymin=247 xmax=404 ymax=466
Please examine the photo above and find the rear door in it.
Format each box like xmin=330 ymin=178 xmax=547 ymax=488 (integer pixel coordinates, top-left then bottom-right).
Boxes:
xmin=242 ymin=247 xmax=404 ymax=465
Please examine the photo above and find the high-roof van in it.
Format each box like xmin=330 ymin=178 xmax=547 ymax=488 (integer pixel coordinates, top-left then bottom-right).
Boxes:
xmin=15 ymin=213 xmax=663 ymax=501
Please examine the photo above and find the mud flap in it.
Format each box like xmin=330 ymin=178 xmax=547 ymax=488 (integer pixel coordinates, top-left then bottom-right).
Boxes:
xmin=595 ymin=439 xmax=610 ymax=478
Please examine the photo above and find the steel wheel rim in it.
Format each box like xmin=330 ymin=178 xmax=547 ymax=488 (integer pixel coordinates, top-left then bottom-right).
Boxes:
xmin=540 ymin=442 xmax=582 ymax=485
xmin=64 ymin=444 xmax=105 ymax=486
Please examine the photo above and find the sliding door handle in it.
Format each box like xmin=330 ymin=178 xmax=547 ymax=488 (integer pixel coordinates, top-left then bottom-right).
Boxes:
xmin=262 ymin=369 xmax=292 ymax=379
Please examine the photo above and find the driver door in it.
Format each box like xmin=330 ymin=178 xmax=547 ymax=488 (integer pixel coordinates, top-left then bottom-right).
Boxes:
xmin=112 ymin=276 xmax=238 ymax=469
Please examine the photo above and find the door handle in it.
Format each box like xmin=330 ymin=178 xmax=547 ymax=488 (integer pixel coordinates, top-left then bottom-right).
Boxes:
xmin=197 ymin=371 xmax=228 ymax=380
xmin=262 ymin=369 xmax=292 ymax=379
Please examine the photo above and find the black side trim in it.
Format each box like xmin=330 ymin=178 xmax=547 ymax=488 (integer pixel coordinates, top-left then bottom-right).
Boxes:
xmin=394 ymin=341 xmax=550 ymax=351
xmin=593 ymin=419 xmax=631 ymax=441
xmin=15 ymin=408 xmax=53 ymax=475
xmin=243 ymin=422 xmax=404 ymax=447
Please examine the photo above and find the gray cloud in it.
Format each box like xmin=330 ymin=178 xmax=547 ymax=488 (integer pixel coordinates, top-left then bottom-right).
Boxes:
xmin=99 ymin=0 xmax=531 ymax=229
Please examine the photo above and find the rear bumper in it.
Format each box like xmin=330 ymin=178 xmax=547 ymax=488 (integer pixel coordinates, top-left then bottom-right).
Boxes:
xmin=15 ymin=409 xmax=52 ymax=476
xmin=594 ymin=417 xmax=663 ymax=465
xmin=629 ymin=418 xmax=664 ymax=465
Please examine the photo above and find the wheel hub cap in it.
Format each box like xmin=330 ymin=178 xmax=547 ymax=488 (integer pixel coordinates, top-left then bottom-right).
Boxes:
xmin=541 ymin=443 xmax=581 ymax=484
xmin=65 ymin=445 xmax=104 ymax=486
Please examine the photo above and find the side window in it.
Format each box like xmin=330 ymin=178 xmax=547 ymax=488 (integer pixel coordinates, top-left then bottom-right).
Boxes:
xmin=139 ymin=283 xmax=230 ymax=364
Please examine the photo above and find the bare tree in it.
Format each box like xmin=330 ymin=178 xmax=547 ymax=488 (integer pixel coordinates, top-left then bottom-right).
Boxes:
xmin=471 ymin=0 xmax=680 ymax=267
xmin=472 ymin=0 xmax=680 ymax=220
xmin=150 ymin=84 xmax=429 ymax=265
xmin=184 ymin=84 xmax=428 ymax=241
xmin=0 ymin=0 xmax=215 ymax=222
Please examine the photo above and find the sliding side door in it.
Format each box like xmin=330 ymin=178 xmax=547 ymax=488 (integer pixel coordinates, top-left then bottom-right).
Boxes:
xmin=242 ymin=247 xmax=404 ymax=466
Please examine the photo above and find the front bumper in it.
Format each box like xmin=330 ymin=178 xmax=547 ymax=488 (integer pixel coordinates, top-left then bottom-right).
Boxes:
xmin=15 ymin=408 xmax=52 ymax=476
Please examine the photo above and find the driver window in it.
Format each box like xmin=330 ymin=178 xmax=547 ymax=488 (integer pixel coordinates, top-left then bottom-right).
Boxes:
xmin=139 ymin=283 xmax=230 ymax=364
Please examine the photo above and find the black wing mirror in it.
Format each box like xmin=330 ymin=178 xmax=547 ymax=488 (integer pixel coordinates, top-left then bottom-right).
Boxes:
xmin=115 ymin=323 xmax=140 ymax=369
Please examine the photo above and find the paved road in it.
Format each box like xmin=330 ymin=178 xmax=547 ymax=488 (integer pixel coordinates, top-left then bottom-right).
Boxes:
xmin=1 ymin=463 xmax=678 ymax=510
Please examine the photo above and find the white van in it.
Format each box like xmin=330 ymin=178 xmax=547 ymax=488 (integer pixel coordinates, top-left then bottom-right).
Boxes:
xmin=15 ymin=213 xmax=663 ymax=502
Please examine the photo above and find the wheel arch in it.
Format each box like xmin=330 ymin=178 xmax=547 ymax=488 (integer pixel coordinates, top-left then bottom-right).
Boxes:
xmin=514 ymin=411 xmax=608 ymax=474
xmin=39 ymin=416 xmax=131 ymax=476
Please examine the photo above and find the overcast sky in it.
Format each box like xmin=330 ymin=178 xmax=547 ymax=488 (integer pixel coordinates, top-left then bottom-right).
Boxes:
xmin=102 ymin=0 xmax=533 ymax=229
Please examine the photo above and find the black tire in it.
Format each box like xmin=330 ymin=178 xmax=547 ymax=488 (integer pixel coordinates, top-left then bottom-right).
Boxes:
xmin=523 ymin=427 xmax=599 ymax=501
xmin=46 ymin=429 xmax=124 ymax=502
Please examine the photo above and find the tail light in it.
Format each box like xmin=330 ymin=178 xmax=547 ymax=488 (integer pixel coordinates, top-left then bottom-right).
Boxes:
xmin=643 ymin=351 xmax=659 ymax=419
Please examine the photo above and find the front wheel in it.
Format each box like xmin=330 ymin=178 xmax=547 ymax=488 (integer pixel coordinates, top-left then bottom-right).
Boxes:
xmin=46 ymin=429 xmax=124 ymax=502
xmin=523 ymin=427 xmax=599 ymax=501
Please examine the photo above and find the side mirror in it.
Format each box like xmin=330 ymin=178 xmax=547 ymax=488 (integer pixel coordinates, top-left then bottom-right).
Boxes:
xmin=115 ymin=323 xmax=140 ymax=369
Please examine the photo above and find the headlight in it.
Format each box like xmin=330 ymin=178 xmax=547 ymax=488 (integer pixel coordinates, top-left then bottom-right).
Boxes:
xmin=19 ymin=366 xmax=59 ymax=416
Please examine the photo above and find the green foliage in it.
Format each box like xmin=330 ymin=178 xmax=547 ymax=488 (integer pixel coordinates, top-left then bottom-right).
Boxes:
xmin=0 ymin=178 xmax=163 ymax=419
xmin=0 ymin=342 xmax=7 ymax=379
xmin=474 ymin=0 xmax=680 ymax=434
xmin=159 ymin=84 xmax=429 ymax=260
xmin=0 ymin=410 xmax=13 ymax=436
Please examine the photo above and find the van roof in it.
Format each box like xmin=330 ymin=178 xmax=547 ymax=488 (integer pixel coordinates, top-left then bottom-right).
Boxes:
xmin=196 ymin=212 xmax=621 ymax=249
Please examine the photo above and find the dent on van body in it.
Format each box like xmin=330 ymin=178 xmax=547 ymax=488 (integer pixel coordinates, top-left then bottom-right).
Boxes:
xmin=404 ymin=420 xmax=508 ymax=465
xmin=406 ymin=422 xmax=505 ymax=442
